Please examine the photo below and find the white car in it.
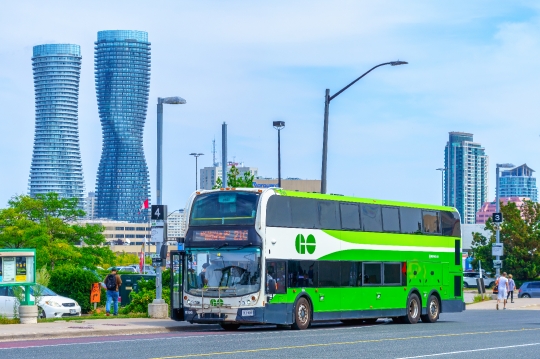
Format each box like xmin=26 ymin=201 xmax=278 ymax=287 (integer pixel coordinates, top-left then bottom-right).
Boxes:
xmin=0 ymin=285 xmax=81 ymax=319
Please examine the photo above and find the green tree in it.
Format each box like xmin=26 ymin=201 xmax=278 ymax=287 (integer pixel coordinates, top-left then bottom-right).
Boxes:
xmin=0 ymin=193 xmax=114 ymax=270
xmin=212 ymin=165 xmax=254 ymax=189
xmin=471 ymin=200 xmax=540 ymax=279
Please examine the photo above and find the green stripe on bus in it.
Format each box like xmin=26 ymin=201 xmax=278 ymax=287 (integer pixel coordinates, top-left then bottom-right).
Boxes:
xmin=323 ymin=230 xmax=459 ymax=248
xmin=317 ymin=249 xmax=456 ymax=262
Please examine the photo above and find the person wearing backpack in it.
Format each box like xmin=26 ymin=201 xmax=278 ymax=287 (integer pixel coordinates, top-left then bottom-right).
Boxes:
xmin=104 ymin=268 xmax=122 ymax=316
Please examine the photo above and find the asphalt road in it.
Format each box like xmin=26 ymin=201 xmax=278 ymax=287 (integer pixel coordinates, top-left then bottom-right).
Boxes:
xmin=2 ymin=310 xmax=540 ymax=359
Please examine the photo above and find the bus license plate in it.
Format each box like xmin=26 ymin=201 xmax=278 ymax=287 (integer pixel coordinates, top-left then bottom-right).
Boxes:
xmin=242 ymin=309 xmax=254 ymax=317
xmin=70 ymin=309 xmax=76 ymax=314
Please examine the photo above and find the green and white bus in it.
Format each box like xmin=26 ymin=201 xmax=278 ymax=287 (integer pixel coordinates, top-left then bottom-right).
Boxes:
xmin=169 ymin=188 xmax=464 ymax=330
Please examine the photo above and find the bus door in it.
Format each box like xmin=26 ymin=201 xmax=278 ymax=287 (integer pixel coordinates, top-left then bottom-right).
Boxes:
xmin=170 ymin=250 xmax=185 ymax=321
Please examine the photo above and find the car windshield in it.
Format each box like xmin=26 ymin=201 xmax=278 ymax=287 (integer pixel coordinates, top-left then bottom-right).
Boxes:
xmin=190 ymin=191 xmax=260 ymax=226
xmin=186 ymin=247 xmax=261 ymax=297
xmin=29 ymin=285 xmax=57 ymax=296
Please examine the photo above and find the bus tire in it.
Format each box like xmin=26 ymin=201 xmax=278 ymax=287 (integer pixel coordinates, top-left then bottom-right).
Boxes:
xmin=220 ymin=323 xmax=241 ymax=331
xmin=363 ymin=318 xmax=378 ymax=324
xmin=404 ymin=293 xmax=421 ymax=324
xmin=421 ymin=295 xmax=440 ymax=323
xmin=292 ymin=297 xmax=311 ymax=330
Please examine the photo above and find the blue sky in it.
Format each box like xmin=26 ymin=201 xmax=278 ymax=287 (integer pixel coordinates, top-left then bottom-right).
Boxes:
xmin=1 ymin=1 xmax=540 ymax=212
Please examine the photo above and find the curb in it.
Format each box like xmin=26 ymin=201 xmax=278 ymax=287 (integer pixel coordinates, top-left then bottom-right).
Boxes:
xmin=0 ymin=324 xmax=221 ymax=342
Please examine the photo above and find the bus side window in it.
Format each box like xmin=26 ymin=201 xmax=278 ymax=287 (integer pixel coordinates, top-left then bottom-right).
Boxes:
xmin=340 ymin=262 xmax=360 ymax=287
xmin=266 ymin=260 xmax=286 ymax=294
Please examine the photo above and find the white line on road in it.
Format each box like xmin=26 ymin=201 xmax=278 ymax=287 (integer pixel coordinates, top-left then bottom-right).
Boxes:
xmin=397 ymin=342 xmax=540 ymax=358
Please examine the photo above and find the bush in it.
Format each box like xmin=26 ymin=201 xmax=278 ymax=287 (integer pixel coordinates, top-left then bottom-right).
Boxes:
xmin=121 ymin=269 xmax=171 ymax=315
xmin=49 ymin=266 xmax=106 ymax=313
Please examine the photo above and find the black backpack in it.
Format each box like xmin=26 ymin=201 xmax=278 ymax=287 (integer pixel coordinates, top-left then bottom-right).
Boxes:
xmin=105 ymin=274 xmax=117 ymax=291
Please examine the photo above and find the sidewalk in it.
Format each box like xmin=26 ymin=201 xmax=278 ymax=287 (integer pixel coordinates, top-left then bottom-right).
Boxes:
xmin=466 ymin=296 xmax=540 ymax=310
xmin=0 ymin=318 xmax=218 ymax=342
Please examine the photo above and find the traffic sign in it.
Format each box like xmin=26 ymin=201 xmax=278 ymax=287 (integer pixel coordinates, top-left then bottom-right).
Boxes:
xmin=493 ymin=260 xmax=503 ymax=269
xmin=151 ymin=205 xmax=166 ymax=220
xmin=492 ymin=212 xmax=503 ymax=223
xmin=492 ymin=243 xmax=504 ymax=256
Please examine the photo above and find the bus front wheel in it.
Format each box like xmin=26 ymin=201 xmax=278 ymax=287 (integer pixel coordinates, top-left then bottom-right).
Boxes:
xmin=292 ymin=297 xmax=311 ymax=330
xmin=421 ymin=295 xmax=440 ymax=323
xmin=404 ymin=293 xmax=421 ymax=324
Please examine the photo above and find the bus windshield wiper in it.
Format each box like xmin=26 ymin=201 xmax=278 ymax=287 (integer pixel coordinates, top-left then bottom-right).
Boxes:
xmin=231 ymin=243 xmax=253 ymax=250
xmin=214 ymin=243 xmax=229 ymax=250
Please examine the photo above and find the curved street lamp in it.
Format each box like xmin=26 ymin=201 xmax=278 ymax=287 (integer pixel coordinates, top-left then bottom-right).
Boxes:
xmin=320 ymin=61 xmax=407 ymax=194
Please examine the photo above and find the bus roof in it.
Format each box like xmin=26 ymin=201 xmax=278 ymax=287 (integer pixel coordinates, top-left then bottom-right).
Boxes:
xmin=273 ymin=189 xmax=456 ymax=212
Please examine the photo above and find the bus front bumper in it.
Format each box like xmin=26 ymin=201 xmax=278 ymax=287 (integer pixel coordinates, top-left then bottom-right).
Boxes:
xmin=184 ymin=307 xmax=264 ymax=324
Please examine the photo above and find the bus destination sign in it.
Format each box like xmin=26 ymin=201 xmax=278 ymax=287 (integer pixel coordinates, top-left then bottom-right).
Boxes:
xmin=193 ymin=230 xmax=248 ymax=242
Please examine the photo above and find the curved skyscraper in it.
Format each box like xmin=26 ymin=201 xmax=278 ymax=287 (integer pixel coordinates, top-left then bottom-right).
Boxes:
xmin=29 ymin=44 xmax=85 ymax=203
xmin=94 ymin=30 xmax=151 ymax=222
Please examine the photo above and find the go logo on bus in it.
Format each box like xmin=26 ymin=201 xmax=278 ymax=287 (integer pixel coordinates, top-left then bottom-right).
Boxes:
xmin=295 ymin=234 xmax=316 ymax=254
xmin=210 ymin=299 xmax=224 ymax=307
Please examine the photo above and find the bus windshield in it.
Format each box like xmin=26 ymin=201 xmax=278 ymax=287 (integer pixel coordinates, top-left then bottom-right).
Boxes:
xmin=186 ymin=247 xmax=261 ymax=297
xmin=190 ymin=191 xmax=259 ymax=226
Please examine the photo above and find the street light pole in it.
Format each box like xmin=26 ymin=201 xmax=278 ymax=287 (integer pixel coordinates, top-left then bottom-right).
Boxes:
xmin=273 ymin=121 xmax=285 ymax=188
xmin=156 ymin=96 xmax=186 ymax=205
xmin=154 ymin=96 xmax=185 ymax=310
xmin=495 ymin=163 xmax=514 ymax=277
xmin=436 ymin=168 xmax=447 ymax=206
xmin=320 ymin=61 xmax=407 ymax=194
xmin=189 ymin=153 xmax=204 ymax=190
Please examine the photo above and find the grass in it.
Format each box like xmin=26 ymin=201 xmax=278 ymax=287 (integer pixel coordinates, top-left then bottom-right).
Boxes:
xmin=37 ymin=312 xmax=148 ymax=323
xmin=472 ymin=294 xmax=491 ymax=303
xmin=0 ymin=317 xmax=20 ymax=324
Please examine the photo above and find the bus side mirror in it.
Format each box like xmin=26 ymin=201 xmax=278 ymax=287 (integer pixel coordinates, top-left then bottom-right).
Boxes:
xmin=160 ymin=244 xmax=168 ymax=260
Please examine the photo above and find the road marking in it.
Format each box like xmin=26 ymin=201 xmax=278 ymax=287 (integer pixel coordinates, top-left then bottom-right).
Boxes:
xmin=397 ymin=342 xmax=540 ymax=358
xmin=150 ymin=328 xmax=540 ymax=359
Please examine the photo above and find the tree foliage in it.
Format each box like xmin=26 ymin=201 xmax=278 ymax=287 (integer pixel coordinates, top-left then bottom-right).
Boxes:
xmin=0 ymin=193 xmax=114 ymax=270
xmin=212 ymin=165 xmax=254 ymax=189
xmin=471 ymin=200 xmax=540 ymax=279
xmin=49 ymin=266 xmax=106 ymax=313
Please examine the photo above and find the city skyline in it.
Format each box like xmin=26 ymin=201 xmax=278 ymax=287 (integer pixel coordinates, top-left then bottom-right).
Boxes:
xmin=2 ymin=2 xmax=540 ymax=212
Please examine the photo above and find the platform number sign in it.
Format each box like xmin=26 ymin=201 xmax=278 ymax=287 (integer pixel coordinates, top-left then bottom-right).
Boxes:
xmin=151 ymin=205 xmax=165 ymax=220
xmin=492 ymin=212 xmax=503 ymax=223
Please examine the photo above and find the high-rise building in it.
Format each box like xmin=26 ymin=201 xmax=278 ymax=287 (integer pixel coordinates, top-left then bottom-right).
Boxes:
xmin=475 ymin=197 xmax=529 ymax=224
xmin=84 ymin=192 xmax=97 ymax=220
xmin=29 ymin=44 xmax=85 ymax=203
xmin=444 ymin=132 xmax=488 ymax=224
xmin=167 ymin=210 xmax=186 ymax=241
xmin=499 ymin=164 xmax=538 ymax=202
xmin=200 ymin=163 xmax=258 ymax=190
xmin=94 ymin=30 xmax=151 ymax=223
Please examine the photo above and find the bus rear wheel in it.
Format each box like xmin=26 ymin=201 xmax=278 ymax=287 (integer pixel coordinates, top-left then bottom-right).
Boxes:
xmin=421 ymin=295 xmax=440 ymax=323
xmin=220 ymin=323 xmax=241 ymax=331
xmin=292 ymin=297 xmax=311 ymax=330
xmin=404 ymin=293 xmax=421 ymax=324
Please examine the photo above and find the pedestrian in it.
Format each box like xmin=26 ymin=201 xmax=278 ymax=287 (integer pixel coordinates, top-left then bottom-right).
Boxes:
xmin=507 ymin=274 xmax=516 ymax=303
xmin=104 ymin=267 xmax=122 ymax=316
xmin=496 ymin=272 xmax=509 ymax=310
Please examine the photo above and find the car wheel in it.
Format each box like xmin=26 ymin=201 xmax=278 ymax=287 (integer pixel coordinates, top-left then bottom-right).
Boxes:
xmin=38 ymin=307 xmax=46 ymax=319
xmin=420 ymin=295 xmax=440 ymax=323
xmin=463 ymin=282 xmax=469 ymax=288
xmin=292 ymin=297 xmax=311 ymax=330
xmin=404 ymin=293 xmax=421 ymax=324
xmin=522 ymin=294 xmax=531 ymax=298
xmin=219 ymin=323 xmax=241 ymax=331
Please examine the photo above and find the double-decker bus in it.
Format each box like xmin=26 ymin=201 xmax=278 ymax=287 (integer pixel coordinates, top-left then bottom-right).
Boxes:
xmin=169 ymin=188 xmax=464 ymax=330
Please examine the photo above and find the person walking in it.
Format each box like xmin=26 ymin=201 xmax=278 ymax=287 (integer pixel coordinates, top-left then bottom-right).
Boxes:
xmin=507 ymin=274 xmax=516 ymax=303
xmin=496 ymin=272 xmax=509 ymax=310
xmin=104 ymin=267 xmax=122 ymax=316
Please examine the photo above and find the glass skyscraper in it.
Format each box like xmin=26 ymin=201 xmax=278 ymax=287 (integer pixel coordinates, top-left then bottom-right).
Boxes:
xmin=499 ymin=164 xmax=538 ymax=202
xmin=443 ymin=132 xmax=488 ymax=224
xmin=29 ymin=44 xmax=85 ymax=203
xmin=94 ymin=30 xmax=151 ymax=222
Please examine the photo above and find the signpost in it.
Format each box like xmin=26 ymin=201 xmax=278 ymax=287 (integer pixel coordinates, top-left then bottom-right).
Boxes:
xmin=493 ymin=260 xmax=503 ymax=269
xmin=90 ymin=283 xmax=101 ymax=311
xmin=492 ymin=243 xmax=504 ymax=257
xmin=492 ymin=212 xmax=503 ymax=223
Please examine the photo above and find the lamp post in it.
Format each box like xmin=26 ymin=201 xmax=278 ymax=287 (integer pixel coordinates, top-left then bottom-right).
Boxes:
xmin=157 ymin=96 xmax=186 ymax=206
xmin=320 ymin=61 xmax=407 ymax=194
xmin=189 ymin=153 xmax=204 ymax=190
xmin=495 ymin=163 xmax=514 ymax=277
xmin=273 ymin=121 xmax=285 ymax=188
xmin=154 ymin=96 xmax=185 ymax=311
xmin=436 ymin=168 xmax=447 ymax=206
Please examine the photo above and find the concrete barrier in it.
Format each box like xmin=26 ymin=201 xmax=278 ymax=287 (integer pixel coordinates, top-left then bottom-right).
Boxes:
xmin=19 ymin=305 xmax=38 ymax=324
